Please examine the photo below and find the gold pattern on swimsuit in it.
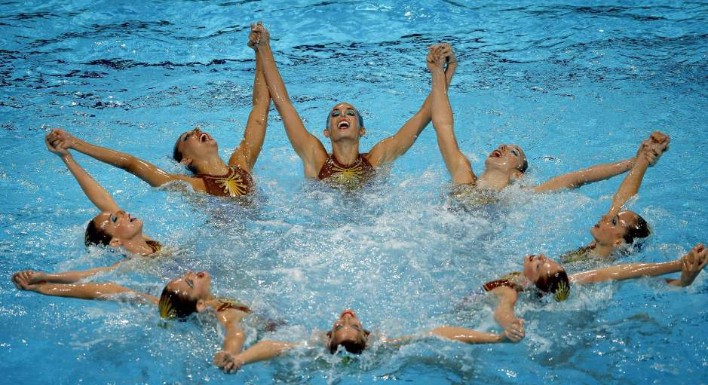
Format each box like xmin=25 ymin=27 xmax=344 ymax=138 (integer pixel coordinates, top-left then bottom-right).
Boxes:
xmin=560 ymin=246 xmax=592 ymax=263
xmin=450 ymin=184 xmax=499 ymax=206
xmin=216 ymin=297 xmax=251 ymax=313
xmin=329 ymin=159 xmax=365 ymax=187
xmin=159 ymin=295 xmax=177 ymax=319
xmin=217 ymin=172 xmax=248 ymax=197
xmin=553 ymin=280 xmax=570 ymax=302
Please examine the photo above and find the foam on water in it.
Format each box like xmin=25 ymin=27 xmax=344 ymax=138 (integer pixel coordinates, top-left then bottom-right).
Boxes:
xmin=1 ymin=1 xmax=706 ymax=384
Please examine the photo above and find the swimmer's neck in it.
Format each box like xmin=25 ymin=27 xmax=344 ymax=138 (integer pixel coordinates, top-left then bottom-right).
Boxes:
xmin=512 ymin=273 xmax=533 ymax=288
xmin=331 ymin=140 xmax=362 ymax=166
xmin=122 ymin=235 xmax=157 ymax=256
xmin=477 ymin=169 xmax=513 ymax=191
xmin=202 ymin=296 xmax=222 ymax=307
xmin=586 ymin=242 xmax=614 ymax=258
xmin=190 ymin=155 xmax=230 ymax=176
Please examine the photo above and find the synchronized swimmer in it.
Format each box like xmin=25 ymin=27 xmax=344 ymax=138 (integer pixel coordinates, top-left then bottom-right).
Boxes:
xmin=12 ymin=21 xmax=706 ymax=375
xmin=45 ymin=37 xmax=270 ymax=198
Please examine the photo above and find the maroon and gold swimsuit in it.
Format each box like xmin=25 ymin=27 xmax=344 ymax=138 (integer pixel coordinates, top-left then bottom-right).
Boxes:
xmin=197 ymin=166 xmax=254 ymax=197
xmin=481 ymin=272 xmax=524 ymax=292
xmin=317 ymin=154 xmax=375 ymax=188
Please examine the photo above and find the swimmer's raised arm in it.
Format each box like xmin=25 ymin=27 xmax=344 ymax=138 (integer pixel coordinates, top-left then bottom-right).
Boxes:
xmin=570 ymin=243 xmax=706 ymax=287
xmin=46 ymin=131 xmax=120 ymax=213
xmin=428 ymin=45 xmax=476 ymax=185
xmin=532 ymin=131 xmax=669 ymax=193
xmin=251 ymin=22 xmax=328 ymax=177
xmin=228 ymin=34 xmax=271 ymax=172
xmin=217 ymin=339 xmax=298 ymax=373
xmin=605 ymin=131 xmax=669 ymax=218
xmin=367 ymin=43 xmax=458 ymax=168
xmin=47 ymin=129 xmax=200 ymax=189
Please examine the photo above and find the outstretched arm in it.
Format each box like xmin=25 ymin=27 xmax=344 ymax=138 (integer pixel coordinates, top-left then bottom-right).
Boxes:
xmin=46 ymin=129 xmax=198 ymax=188
xmin=533 ymin=131 xmax=669 ymax=193
xmin=570 ymin=243 xmax=706 ymax=287
xmin=605 ymin=131 xmax=669 ymax=218
xmin=229 ymin=35 xmax=271 ymax=172
xmin=428 ymin=320 xmax=525 ymax=344
xmin=215 ymin=339 xmax=297 ymax=373
xmin=12 ymin=274 xmax=157 ymax=303
xmin=533 ymin=158 xmax=634 ymax=193
xmin=12 ymin=263 xmax=121 ymax=285
xmin=251 ymin=22 xmax=327 ymax=177
xmin=367 ymin=44 xmax=460 ymax=169
xmin=46 ymin=133 xmax=120 ymax=213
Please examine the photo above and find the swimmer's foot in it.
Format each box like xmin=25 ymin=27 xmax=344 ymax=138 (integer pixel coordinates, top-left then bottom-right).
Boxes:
xmin=670 ymin=243 xmax=707 ymax=287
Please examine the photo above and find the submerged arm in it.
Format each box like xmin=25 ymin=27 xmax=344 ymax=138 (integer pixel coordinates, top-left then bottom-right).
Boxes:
xmin=229 ymin=41 xmax=271 ymax=171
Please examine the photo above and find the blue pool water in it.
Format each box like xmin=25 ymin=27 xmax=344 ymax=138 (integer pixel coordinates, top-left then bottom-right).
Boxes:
xmin=1 ymin=1 xmax=706 ymax=384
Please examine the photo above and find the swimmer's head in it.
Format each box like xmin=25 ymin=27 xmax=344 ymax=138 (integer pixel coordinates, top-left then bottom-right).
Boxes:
xmin=324 ymin=103 xmax=365 ymax=140
xmin=534 ymin=269 xmax=570 ymax=302
xmin=85 ymin=210 xmax=144 ymax=249
xmin=591 ymin=210 xmax=650 ymax=251
xmin=485 ymin=144 xmax=528 ymax=178
xmin=173 ymin=127 xmax=218 ymax=173
xmin=159 ymin=271 xmax=212 ymax=319
xmin=84 ymin=218 xmax=112 ymax=247
xmin=326 ymin=309 xmax=370 ymax=354
xmin=523 ymin=254 xmax=570 ymax=302
xmin=622 ymin=212 xmax=650 ymax=244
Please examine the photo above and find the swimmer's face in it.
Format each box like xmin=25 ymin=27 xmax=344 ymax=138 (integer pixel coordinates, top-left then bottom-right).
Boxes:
xmin=328 ymin=309 xmax=368 ymax=348
xmin=167 ymin=271 xmax=212 ymax=301
xmin=93 ymin=210 xmax=143 ymax=244
xmin=523 ymin=254 xmax=563 ymax=284
xmin=590 ymin=210 xmax=639 ymax=247
xmin=485 ymin=144 xmax=527 ymax=175
xmin=324 ymin=103 xmax=365 ymax=141
xmin=175 ymin=127 xmax=218 ymax=163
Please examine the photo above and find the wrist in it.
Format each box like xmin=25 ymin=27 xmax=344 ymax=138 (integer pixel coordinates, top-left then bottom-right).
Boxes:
xmin=431 ymin=68 xmax=446 ymax=78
